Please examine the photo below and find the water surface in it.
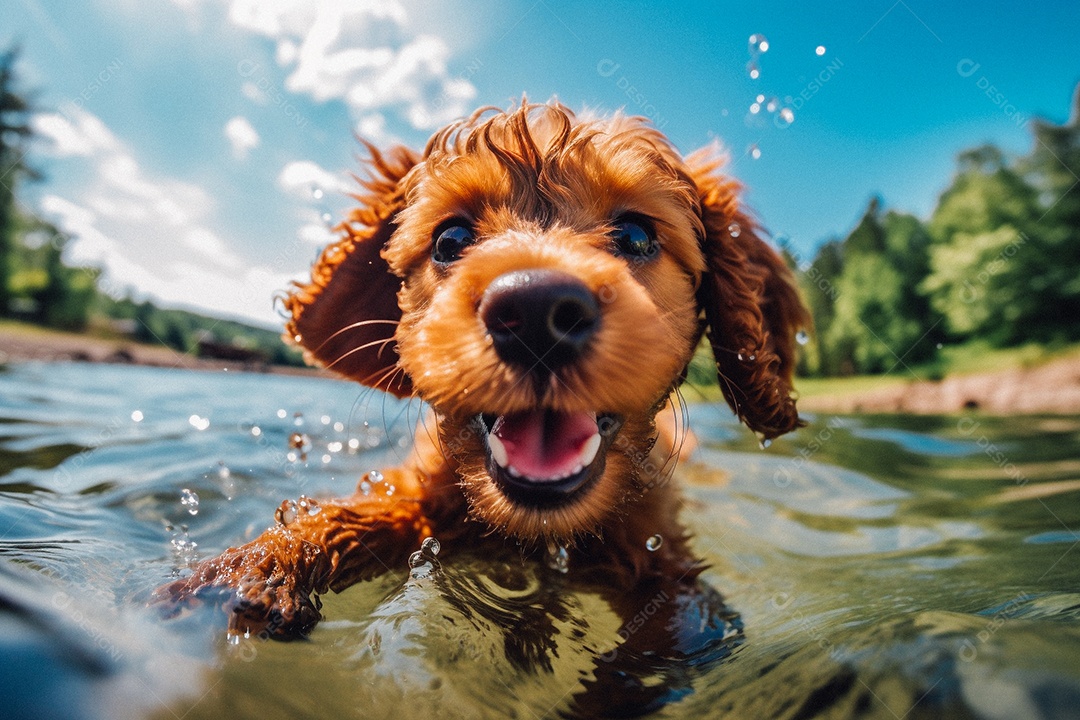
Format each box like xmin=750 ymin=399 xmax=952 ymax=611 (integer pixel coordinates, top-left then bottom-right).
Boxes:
xmin=1 ymin=361 xmax=1078 ymax=719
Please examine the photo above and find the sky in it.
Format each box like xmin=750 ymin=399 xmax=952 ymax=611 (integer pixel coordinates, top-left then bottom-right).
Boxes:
xmin=4 ymin=0 xmax=1078 ymax=328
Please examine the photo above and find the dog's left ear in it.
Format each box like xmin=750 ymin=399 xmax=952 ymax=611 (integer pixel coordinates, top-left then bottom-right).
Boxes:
xmin=282 ymin=145 xmax=419 ymax=397
xmin=688 ymin=157 xmax=811 ymax=440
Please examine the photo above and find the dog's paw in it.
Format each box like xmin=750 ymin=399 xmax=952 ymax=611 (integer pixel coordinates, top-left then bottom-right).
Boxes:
xmin=153 ymin=541 xmax=321 ymax=640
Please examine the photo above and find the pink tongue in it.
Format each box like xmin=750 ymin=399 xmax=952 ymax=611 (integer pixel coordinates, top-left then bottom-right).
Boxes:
xmin=492 ymin=410 xmax=597 ymax=481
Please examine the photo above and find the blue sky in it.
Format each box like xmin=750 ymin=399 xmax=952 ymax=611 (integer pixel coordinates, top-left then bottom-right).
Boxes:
xmin=5 ymin=0 xmax=1078 ymax=327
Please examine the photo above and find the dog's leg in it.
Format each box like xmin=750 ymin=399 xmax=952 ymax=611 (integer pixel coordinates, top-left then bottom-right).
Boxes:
xmin=156 ymin=427 xmax=465 ymax=639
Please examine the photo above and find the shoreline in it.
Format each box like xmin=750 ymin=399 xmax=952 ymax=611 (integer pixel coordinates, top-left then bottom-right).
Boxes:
xmin=0 ymin=322 xmax=325 ymax=378
xmin=4 ymin=323 xmax=1080 ymax=414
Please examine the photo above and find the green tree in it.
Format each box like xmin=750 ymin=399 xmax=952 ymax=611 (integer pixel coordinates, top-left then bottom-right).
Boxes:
xmin=0 ymin=45 xmax=37 ymax=316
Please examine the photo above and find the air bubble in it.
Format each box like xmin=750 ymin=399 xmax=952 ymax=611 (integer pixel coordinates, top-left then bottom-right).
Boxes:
xmin=645 ymin=534 xmax=663 ymax=552
xmin=181 ymin=488 xmax=199 ymax=515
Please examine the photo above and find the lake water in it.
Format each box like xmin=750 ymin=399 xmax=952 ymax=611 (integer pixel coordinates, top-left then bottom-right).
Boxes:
xmin=1 ymin=361 xmax=1079 ymax=719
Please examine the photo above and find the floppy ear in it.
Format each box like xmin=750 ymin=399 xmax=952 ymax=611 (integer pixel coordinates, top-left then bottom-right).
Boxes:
xmin=282 ymin=144 xmax=419 ymax=397
xmin=689 ymin=158 xmax=811 ymax=440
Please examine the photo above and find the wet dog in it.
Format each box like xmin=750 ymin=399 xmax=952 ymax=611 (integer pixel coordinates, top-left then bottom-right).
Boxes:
xmin=159 ymin=99 xmax=807 ymax=711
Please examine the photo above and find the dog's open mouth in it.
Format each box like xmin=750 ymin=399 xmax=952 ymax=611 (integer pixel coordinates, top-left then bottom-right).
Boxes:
xmin=478 ymin=410 xmax=623 ymax=505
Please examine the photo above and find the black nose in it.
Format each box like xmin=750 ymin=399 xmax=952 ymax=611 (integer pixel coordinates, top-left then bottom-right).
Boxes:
xmin=479 ymin=270 xmax=600 ymax=369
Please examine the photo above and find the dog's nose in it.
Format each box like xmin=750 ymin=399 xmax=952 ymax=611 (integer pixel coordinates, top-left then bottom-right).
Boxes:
xmin=480 ymin=270 xmax=600 ymax=368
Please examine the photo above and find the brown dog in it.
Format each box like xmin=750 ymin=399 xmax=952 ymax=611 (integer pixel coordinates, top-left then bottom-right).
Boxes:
xmin=160 ymin=100 xmax=807 ymax=707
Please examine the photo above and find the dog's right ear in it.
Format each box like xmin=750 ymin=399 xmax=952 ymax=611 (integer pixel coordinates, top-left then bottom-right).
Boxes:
xmin=282 ymin=144 xmax=419 ymax=397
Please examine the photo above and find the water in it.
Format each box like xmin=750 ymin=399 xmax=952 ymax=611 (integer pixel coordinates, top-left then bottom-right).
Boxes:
xmin=1 ymin=362 xmax=1079 ymax=719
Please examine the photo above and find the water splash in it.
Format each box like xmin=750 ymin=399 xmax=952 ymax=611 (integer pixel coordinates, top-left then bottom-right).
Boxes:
xmin=180 ymin=488 xmax=199 ymax=516
xmin=407 ymin=536 xmax=442 ymax=579
xmin=166 ymin=523 xmax=199 ymax=568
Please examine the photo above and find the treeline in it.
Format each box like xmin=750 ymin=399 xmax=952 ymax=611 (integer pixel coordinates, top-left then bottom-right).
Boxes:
xmin=0 ymin=46 xmax=303 ymax=367
xmin=788 ymin=85 xmax=1080 ymax=377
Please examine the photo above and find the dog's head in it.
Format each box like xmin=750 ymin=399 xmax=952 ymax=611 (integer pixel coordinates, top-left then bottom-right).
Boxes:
xmin=284 ymin=101 xmax=808 ymax=544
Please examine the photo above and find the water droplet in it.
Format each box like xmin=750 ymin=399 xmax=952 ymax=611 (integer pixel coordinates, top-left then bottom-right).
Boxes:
xmin=796 ymin=330 xmax=810 ymax=345
xmin=766 ymin=97 xmax=779 ymax=113
xmin=293 ymin=412 xmax=304 ymax=427
xmin=131 ymin=410 xmax=144 ymax=422
xmin=936 ymin=343 xmax=943 ymax=349
xmin=750 ymin=145 xmax=762 ymax=160
xmin=728 ymin=222 xmax=742 ymax=238
xmin=276 ymin=409 xmax=287 ymax=419
xmin=408 ymin=551 xmax=427 ymax=569
xmin=188 ymin=414 xmax=210 ymax=431
xmin=321 ymin=212 xmax=332 ymax=223
xmin=320 ymin=415 xmax=331 ymax=426
xmin=359 ymin=481 xmax=372 ymax=495
xmin=421 ymin=537 xmax=441 ymax=556
xmin=168 ymin=523 xmax=199 ymax=566
xmin=333 ymin=421 xmax=344 ymax=433
xmin=546 ymin=544 xmax=569 ymax=574
xmin=216 ymin=461 xmax=230 ymax=480
xmin=288 ymin=432 xmax=312 ymax=460
xmin=749 ymin=102 xmax=761 ymax=115
xmin=298 ymin=495 xmax=320 ymax=516
xmin=327 ymin=441 xmax=343 ymax=453
xmin=321 ymin=454 xmax=331 ymax=464
xmin=250 ymin=425 xmax=262 ymax=437
xmin=275 ymin=499 xmax=298 ymax=526
xmin=748 ymin=33 xmax=769 ymax=55
xmin=777 ymin=107 xmax=795 ymax=127
xmin=311 ymin=186 xmax=324 ymax=200
xmin=756 ymin=94 xmax=766 ymax=103
xmin=760 ymin=438 xmax=773 ymax=449
xmin=815 ymin=45 xmax=826 ymax=56
xmin=368 ymin=470 xmax=384 ymax=484
xmin=347 ymin=437 xmax=360 ymax=450
xmin=181 ymin=488 xmax=199 ymax=515
xmin=645 ymin=534 xmax=663 ymax=552
xmin=386 ymin=484 xmax=395 ymax=497
xmin=747 ymin=60 xmax=760 ymax=80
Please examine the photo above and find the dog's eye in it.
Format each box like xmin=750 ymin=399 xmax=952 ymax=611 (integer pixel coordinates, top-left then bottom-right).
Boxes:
xmin=432 ymin=222 xmax=475 ymax=264
xmin=610 ymin=218 xmax=659 ymax=259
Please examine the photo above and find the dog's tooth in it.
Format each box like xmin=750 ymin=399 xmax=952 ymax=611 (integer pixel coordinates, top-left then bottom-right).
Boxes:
xmin=579 ymin=433 xmax=602 ymax=466
xmin=488 ymin=433 xmax=509 ymax=468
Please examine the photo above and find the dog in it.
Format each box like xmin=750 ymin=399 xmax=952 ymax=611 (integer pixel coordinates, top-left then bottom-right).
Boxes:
xmin=159 ymin=99 xmax=808 ymax=711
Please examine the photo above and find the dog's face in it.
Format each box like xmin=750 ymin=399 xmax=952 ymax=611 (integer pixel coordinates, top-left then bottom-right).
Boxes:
xmin=284 ymin=102 xmax=808 ymax=545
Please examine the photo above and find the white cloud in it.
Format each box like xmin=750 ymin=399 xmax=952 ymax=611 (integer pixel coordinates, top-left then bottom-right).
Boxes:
xmin=225 ymin=0 xmax=475 ymax=130
xmin=36 ymin=108 xmax=290 ymax=325
xmin=277 ymin=160 xmax=353 ymax=198
xmin=32 ymin=110 xmax=121 ymax=157
xmin=223 ymin=115 xmax=261 ymax=160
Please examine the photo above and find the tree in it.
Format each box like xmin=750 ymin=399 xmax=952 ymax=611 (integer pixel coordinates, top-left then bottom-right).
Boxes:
xmin=0 ymin=45 xmax=37 ymax=316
